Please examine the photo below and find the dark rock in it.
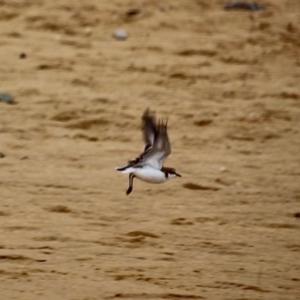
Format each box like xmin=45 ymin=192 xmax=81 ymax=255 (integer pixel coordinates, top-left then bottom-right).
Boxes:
xmin=20 ymin=52 xmax=27 ymax=59
xmin=0 ymin=93 xmax=15 ymax=104
xmin=125 ymin=9 xmax=141 ymax=17
xmin=224 ymin=2 xmax=265 ymax=11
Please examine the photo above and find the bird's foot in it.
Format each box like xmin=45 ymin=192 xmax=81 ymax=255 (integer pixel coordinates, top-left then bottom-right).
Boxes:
xmin=126 ymin=186 xmax=133 ymax=195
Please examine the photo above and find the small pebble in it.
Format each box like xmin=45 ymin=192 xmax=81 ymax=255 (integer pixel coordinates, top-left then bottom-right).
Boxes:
xmin=84 ymin=27 xmax=92 ymax=36
xmin=219 ymin=166 xmax=228 ymax=172
xmin=0 ymin=152 xmax=5 ymax=158
xmin=113 ymin=29 xmax=128 ymax=41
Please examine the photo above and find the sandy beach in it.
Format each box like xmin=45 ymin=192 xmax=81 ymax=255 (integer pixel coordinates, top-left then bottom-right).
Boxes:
xmin=0 ymin=0 xmax=299 ymax=299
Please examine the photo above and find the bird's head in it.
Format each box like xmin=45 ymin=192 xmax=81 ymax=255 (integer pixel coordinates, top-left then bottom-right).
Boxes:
xmin=167 ymin=168 xmax=182 ymax=179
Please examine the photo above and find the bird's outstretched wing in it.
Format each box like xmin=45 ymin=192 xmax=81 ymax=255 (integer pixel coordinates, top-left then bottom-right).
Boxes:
xmin=142 ymin=119 xmax=171 ymax=169
xmin=116 ymin=108 xmax=158 ymax=171
xmin=141 ymin=108 xmax=157 ymax=152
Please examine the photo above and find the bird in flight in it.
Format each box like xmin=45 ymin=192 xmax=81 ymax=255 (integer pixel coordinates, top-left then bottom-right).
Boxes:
xmin=116 ymin=108 xmax=181 ymax=195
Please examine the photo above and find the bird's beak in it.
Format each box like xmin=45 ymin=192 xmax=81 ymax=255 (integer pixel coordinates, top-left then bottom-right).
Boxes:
xmin=175 ymin=172 xmax=182 ymax=177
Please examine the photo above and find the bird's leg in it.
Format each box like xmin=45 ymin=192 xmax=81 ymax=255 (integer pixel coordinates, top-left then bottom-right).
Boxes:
xmin=126 ymin=173 xmax=135 ymax=195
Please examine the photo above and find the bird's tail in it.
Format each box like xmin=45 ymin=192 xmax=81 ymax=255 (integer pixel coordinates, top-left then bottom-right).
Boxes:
xmin=116 ymin=165 xmax=129 ymax=171
xmin=115 ymin=165 xmax=135 ymax=173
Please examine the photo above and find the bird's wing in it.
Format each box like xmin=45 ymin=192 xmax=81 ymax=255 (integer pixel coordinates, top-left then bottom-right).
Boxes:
xmin=141 ymin=108 xmax=157 ymax=152
xmin=142 ymin=119 xmax=171 ymax=169
xmin=122 ymin=109 xmax=157 ymax=168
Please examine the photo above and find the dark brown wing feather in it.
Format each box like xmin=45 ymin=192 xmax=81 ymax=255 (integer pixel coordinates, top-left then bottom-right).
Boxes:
xmin=141 ymin=108 xmax=157 ymax=151
xmin=117 ymin=109 xmax=171 ymax=171
xmin=125 ymin=108 xmax=158 ymax=167
xmin=141 ymin=118 xmax=171 ymax=169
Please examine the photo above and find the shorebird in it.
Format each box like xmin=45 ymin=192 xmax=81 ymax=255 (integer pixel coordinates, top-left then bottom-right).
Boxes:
xmin=116 ymin=108 xmax=181 ymax=195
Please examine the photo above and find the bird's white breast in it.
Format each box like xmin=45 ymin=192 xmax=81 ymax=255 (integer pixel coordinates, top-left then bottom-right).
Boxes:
xmin=134 ymin=167 xmax=167 ymax=184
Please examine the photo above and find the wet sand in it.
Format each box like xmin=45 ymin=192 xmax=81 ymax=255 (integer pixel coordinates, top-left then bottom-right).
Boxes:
xmin=0 ymin=0 xmax=300 ymax=299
